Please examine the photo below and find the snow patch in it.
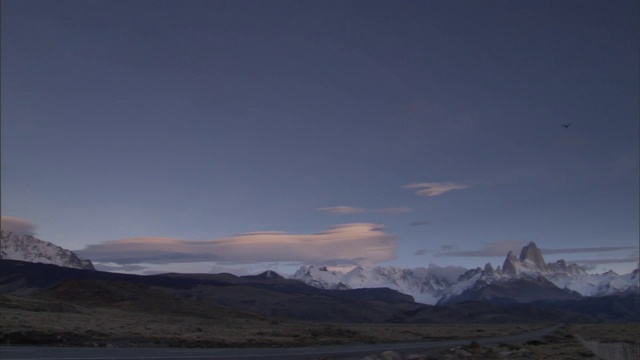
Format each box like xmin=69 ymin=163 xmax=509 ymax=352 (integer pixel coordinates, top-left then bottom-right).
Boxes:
xmin=0 ymin=231 xmax=95 ymax=270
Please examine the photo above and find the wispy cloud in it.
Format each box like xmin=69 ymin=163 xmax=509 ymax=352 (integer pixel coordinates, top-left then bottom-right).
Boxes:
xmin=425 ymin=263 xmax=469 ymax=283
xmin=413 ymin=249 xmax=428 ymax=256
xmin=371 ymin=207 xmax=412 ymax=214
xmin=94 ymin=263 xmax=149 ymax=272
xmin=404 ymin=182 xmax=469 ymax=197
xmin=77 ymin=223 xmax=397 ymax=266
xmin=441 ymin=245 xmax=456 ymax=252
xmin=409 ymin=221 xmax=430 ymax=226
xmin=438 ymin=240 xmax=529 ymax=257
xmin=573 ymin=255 xmax=639 ymax=266
xmin=318 ymin=206 xmax=411 ymax=215
xmin=0 ymin=216 xmax=36 ymax=236
xmin=438 ymin=240 xmax=638 ymax=259
xmin=540 ymin=246 xmax=637 ymax=255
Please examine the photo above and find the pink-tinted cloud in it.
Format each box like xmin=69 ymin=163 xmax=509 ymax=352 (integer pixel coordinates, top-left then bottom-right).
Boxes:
xmin=77 ymin=223 xmax=397 ymax=266
xmin=318 ymin=206 xmax=367 ymax=214
xmin=0 ymin=216 xmax=36 ymax=236
xmin=319 ymin=206 xmax=411 ymax=215
xmin=404 ymin=182 xmax=469 ymax=196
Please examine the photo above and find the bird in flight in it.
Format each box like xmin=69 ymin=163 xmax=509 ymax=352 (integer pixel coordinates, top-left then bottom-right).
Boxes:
xmin=561 ymin=123 xmax=571 ymax=128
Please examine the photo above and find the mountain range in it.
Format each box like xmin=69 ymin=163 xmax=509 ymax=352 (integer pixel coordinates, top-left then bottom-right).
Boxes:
xmin=1 ymin=230 xmax=639 ymax=326
xmin=1 ymin=230 xmax=637 ymax=307
xmin=3 ymin=259 xmax=638 ymax=324
xmin=293 ymin=242 xmax=639 ymax=305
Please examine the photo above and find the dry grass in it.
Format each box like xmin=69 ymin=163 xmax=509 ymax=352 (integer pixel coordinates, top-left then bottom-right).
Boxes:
xmin=335 ymin=325 xmax=600 ymax=359
xmin=1 ymin=294 xmax=549 ymax=348
xmin=349 ymin=324 xmax=640 ymax=359
xmin=572 ymin=324 xmax=640 ymax=360
xmin=571 ymin=323 xmax=640 ymax=344
xmin=3 ymin=291 xmax=636 ymax=359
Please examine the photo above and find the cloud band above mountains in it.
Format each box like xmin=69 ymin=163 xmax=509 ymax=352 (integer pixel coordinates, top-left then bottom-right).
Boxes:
xmin=77 ymin=223 xmax=397 ymax=266
xmin=437 ymin=240 xmax=637 ymax=260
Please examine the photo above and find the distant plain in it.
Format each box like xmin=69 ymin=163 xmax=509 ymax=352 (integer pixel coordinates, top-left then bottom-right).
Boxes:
xmin=0 ymin=291 xmax=549 ymax=348
xmin=1 ymin=290 xmax=639 ymax=360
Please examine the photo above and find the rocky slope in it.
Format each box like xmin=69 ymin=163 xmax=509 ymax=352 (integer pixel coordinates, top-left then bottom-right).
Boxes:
xmin=0 ymin=231 xmax=94 ymax=270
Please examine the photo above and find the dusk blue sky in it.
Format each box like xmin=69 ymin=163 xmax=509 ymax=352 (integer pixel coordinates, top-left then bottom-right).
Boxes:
xmin=2 ymin=0 xmax=638 ymax=275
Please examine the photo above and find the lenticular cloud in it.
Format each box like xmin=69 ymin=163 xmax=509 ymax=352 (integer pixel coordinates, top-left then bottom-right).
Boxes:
xmin=77 ymin=223 xmax=397 ymax=266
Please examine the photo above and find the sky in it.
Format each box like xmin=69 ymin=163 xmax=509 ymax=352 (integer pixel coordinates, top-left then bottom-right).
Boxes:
xmin=2 ymin=0 xmax=638 ymax=276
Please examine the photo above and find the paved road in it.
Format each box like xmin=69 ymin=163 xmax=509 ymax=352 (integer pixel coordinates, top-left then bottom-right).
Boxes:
xmin=0 ymin=324 xmax=563 ymax=360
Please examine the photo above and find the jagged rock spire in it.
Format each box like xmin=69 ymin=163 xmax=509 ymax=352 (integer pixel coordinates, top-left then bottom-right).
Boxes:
xmin=483 ymin=262 xmax=494 ymax=274
xmin=519 ymin=242 xmax=548 ymax=272
xmin=502 ymin=250 xmax=519 ymax=276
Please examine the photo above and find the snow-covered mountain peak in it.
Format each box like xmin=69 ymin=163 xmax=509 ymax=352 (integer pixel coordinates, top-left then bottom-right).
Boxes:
xmin=501 ymin=242 xmax=552 ymax=277
xmin=292 ymin=265 xmax=347 ymax=289
xmin=442 ymin=243 xmax=638 ymax=302
xmin=519 ymin=242 xmax=548 ymax=272
xmin=0 ymin=230 xmax=95 ymax=270
xmin=547 ymin=259 xmax=586 ymax=276
xmin=292 ymin=242 xmax=638 ymax=305
xmin=502 ymin=250 xmax=520 ymax=276
xmin=292 ymin=263 xmax=463 ymax=304
xmin=484 ymin=263 xmax=495 ymax=273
